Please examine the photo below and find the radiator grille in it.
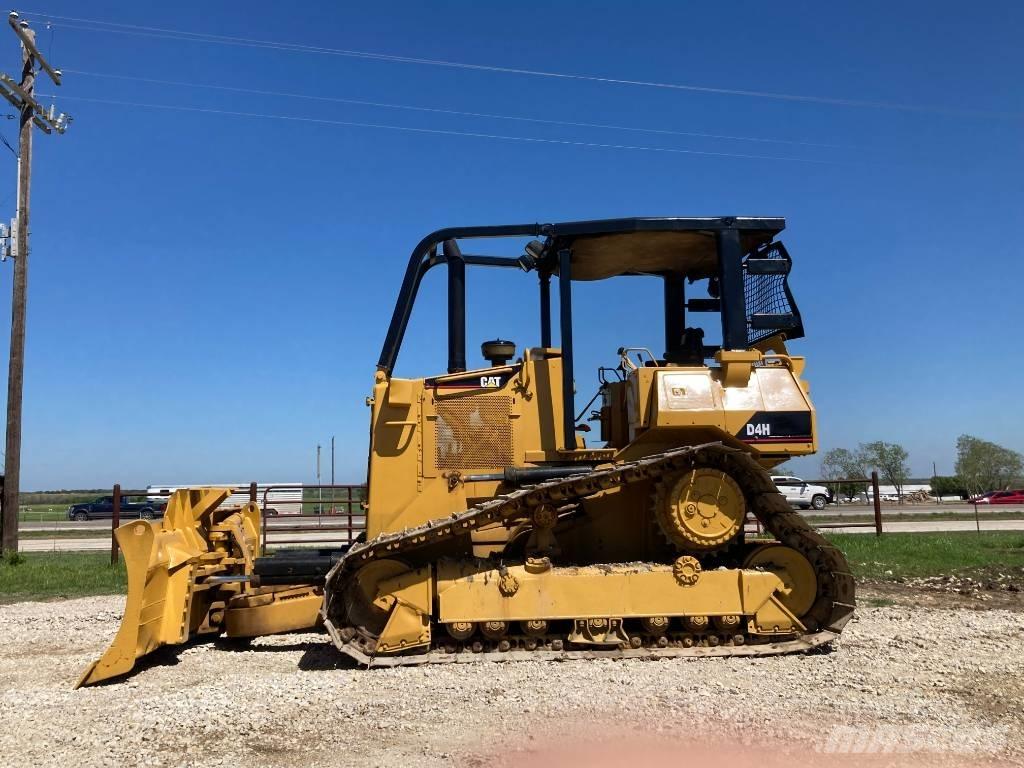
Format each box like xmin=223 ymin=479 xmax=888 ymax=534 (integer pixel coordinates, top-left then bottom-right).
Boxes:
xmin=435 ymin=397 xmax=513 ymax=470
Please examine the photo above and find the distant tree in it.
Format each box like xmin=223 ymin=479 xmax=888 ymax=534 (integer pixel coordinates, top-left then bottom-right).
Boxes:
xmin=955 ymin=434 xmax=1024 ymax=495
xmin=820 ymin=448 xmax=867 ymax=479
xmin=859 ymin=441 xmax=911 ymax=501
xmin=930 ymin=475 xmax=966 ymax=499
xmin=820 ymin=447 xmax=869 ymax=501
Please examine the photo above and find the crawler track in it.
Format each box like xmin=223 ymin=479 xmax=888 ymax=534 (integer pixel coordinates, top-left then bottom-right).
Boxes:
xmin=322 ymin=443 xmax=855 ymax=664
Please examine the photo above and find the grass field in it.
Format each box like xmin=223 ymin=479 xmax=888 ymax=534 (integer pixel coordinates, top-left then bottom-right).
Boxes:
xmin=827 ymin=531 xmax=1024 ymax=580
xmin=1 ymin=531 xmax=1022 ymax=604
xmin=0 ymin=553 xmax=126 ymax=603
xmin=17 ymin=503 xmax=75 ymax=522
xmin=14 ymin=491 xmax=110 ymax=521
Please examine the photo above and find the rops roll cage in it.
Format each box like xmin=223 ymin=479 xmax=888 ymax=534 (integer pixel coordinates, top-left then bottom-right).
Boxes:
xmin=377 ymin=217 xmax=802 ymax=452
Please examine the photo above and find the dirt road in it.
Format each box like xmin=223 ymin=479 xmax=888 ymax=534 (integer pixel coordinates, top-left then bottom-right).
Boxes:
xmin=0 ymin=590 xmax=1021 ymax=767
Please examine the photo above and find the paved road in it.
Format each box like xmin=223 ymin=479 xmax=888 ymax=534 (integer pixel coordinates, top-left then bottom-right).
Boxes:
xmin=20 ymin=538 xmax=112 ymax=552
xmin=19 ymin=518 xmax=1024 ymax=552
xmin=805 ymin=503 xmax=1024 ymax=517
xmin=19 ymin=517 xmax=366 ymax=532
xmin=21 ymin=503 xmax=1022 ymax=532
xmin=818 ymin=519 xmax=1024 ymax=534
xmin=19 ymin=531 xmax=356 ymax=552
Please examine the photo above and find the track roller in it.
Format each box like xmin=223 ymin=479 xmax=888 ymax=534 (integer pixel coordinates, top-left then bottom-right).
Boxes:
xmin=520 ymin=619 xmax=548 ymax=636
xmin=480 ymin=620 xmax=509 ymax=640
xmin=684 ymin=615 xmax=710 ymax=632
xmin=446 ymin=621 xmax=475 ymax=641
xmin=641 ymin=616 xmax=670 ymax=635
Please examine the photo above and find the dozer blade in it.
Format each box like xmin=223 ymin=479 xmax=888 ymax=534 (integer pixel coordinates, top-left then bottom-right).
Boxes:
xmin=77 ymin=488 xmax=261 ymax=688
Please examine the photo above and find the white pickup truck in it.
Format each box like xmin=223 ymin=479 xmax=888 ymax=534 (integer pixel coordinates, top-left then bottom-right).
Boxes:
xmin=771 ymin=475 xmax=832 ymax=511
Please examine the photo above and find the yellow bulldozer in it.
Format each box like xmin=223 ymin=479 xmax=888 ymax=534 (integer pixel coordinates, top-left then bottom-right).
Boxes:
xmin=78 ymin=216 xmax=854 ymax=687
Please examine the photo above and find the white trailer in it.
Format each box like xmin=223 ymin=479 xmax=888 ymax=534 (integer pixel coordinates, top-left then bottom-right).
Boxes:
xmin=146 ymin=483 xmax=304 ymax=515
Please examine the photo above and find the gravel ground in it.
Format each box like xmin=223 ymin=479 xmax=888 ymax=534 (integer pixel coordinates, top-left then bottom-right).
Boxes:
xmin=0 ymin=595 xmax=1022 ymax=767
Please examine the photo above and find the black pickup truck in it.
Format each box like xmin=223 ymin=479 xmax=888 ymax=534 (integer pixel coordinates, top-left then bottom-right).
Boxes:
xmin=67 ymin=496 xmax=167 ymax=521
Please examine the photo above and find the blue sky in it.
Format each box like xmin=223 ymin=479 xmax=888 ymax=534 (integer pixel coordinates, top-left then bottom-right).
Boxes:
xmin=2 ymin=1 xmax=1021 ymax=489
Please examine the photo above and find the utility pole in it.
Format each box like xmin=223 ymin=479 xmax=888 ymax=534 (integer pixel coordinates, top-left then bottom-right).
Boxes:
xmin=330 ymin=435 xmax=335 ymax=514
xmin=0 ymin=11 xmax=68 ymax=555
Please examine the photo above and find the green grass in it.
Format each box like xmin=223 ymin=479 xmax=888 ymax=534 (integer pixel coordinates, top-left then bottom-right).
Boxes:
xmin=300 ymin=485 xmax=365 ymax=515
xmin=17 ymin=503 xmax=75 ymax=522
xmin=0 ymin=552 xmax=126 ymax=603
xmin=19 ymin=490 xmax=107 ymax=505
xmin=2 ymin=532 xmax=1021 ymax=604
xmin=15 ymin=492 xmax=109 ymax=519
xmin=827 ymin=531 xmax=1024 ymax=580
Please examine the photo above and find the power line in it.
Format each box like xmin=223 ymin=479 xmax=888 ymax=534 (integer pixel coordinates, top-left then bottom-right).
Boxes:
xmin=0 ymin=129 xmax=16 ymax=156
xmin=0 ymin=131 xmax=16 ymax=158
xmin=43 ymin=92 xmax=853 ymax=166
xmin=22 ymin=10 xmax=1016 ymax=118
xmin=63 ymin=68 xmax=844 ymax=149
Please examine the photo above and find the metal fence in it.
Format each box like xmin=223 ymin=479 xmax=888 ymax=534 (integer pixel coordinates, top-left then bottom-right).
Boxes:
xmin=259 ymin=484 xmax=366 ymax=552
xmin=807 ymin=472 xmax=883 ymax=535
xmin=110 ymin=469 xmax=1023 ymax=561
xmin=745 ymin=471 xmax=883 ymax=536
xmin=108 ymin=482 xmax=368 ymax=563
xmin=110 ymin=475 xmax=884 ymax=565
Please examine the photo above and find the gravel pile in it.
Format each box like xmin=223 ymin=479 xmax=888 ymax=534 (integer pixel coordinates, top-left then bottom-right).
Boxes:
xmin=907 ymin=572 xmax=1023 ymax=594
xmin=0 ymin=596 xmax=1021 ymax=767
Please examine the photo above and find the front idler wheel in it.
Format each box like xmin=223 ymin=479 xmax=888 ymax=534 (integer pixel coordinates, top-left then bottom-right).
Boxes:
xmin=743 ymin=543 xmax=817 ymax=619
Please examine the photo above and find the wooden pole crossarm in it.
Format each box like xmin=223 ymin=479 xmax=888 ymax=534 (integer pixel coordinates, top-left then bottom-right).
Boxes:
xmin=0 ymin=78 xmax=21 ymax=109
xmin=7 ymin=12 xmax=61 ymax=86
xmin=0 ymin=72 xmax=32 ymax=104
xmin=0 ymin=74 xmax=65 ymax=133
xmin=2 ymin=73 xmax=45 ymax=115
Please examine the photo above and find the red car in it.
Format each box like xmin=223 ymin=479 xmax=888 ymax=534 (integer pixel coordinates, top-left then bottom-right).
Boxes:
xmin=972 ymin=490 xmax=1024 ymax=505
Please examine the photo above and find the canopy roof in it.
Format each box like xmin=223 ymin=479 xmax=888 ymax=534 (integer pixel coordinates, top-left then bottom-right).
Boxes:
xmin=538 ymin=217 xmax=782 ymax=281
xmin=555 ymin=227 xmax=778 ymax=281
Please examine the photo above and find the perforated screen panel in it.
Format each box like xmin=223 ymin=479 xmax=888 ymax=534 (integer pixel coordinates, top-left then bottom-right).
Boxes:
xmin=743 ymin=242 xmax=805 ymax=345
xmin=435 ymin=397 xmax=514 ymax=470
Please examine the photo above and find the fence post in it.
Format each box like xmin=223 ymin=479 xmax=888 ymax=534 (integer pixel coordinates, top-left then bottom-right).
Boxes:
xmin=348 ymin=485 xmax=354 ymax=543
xmin=261 ymin=486 xmax=268 ymax=554
xmin=871 ymin=471 xmax=882 ymax=536
xmin=111 ymin=483 xmax=121 ymax=565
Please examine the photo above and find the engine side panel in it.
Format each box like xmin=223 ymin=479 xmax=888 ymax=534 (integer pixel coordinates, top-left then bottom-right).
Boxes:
xmin=365 ymin=350 xmax=569 ymax=538
xmin=618 ymin=352 xmax=815 ymax=465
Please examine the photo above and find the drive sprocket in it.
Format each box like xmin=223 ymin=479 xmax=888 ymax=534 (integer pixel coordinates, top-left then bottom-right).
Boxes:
xmin=653 ymin=467 xmax=746 ymax=551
